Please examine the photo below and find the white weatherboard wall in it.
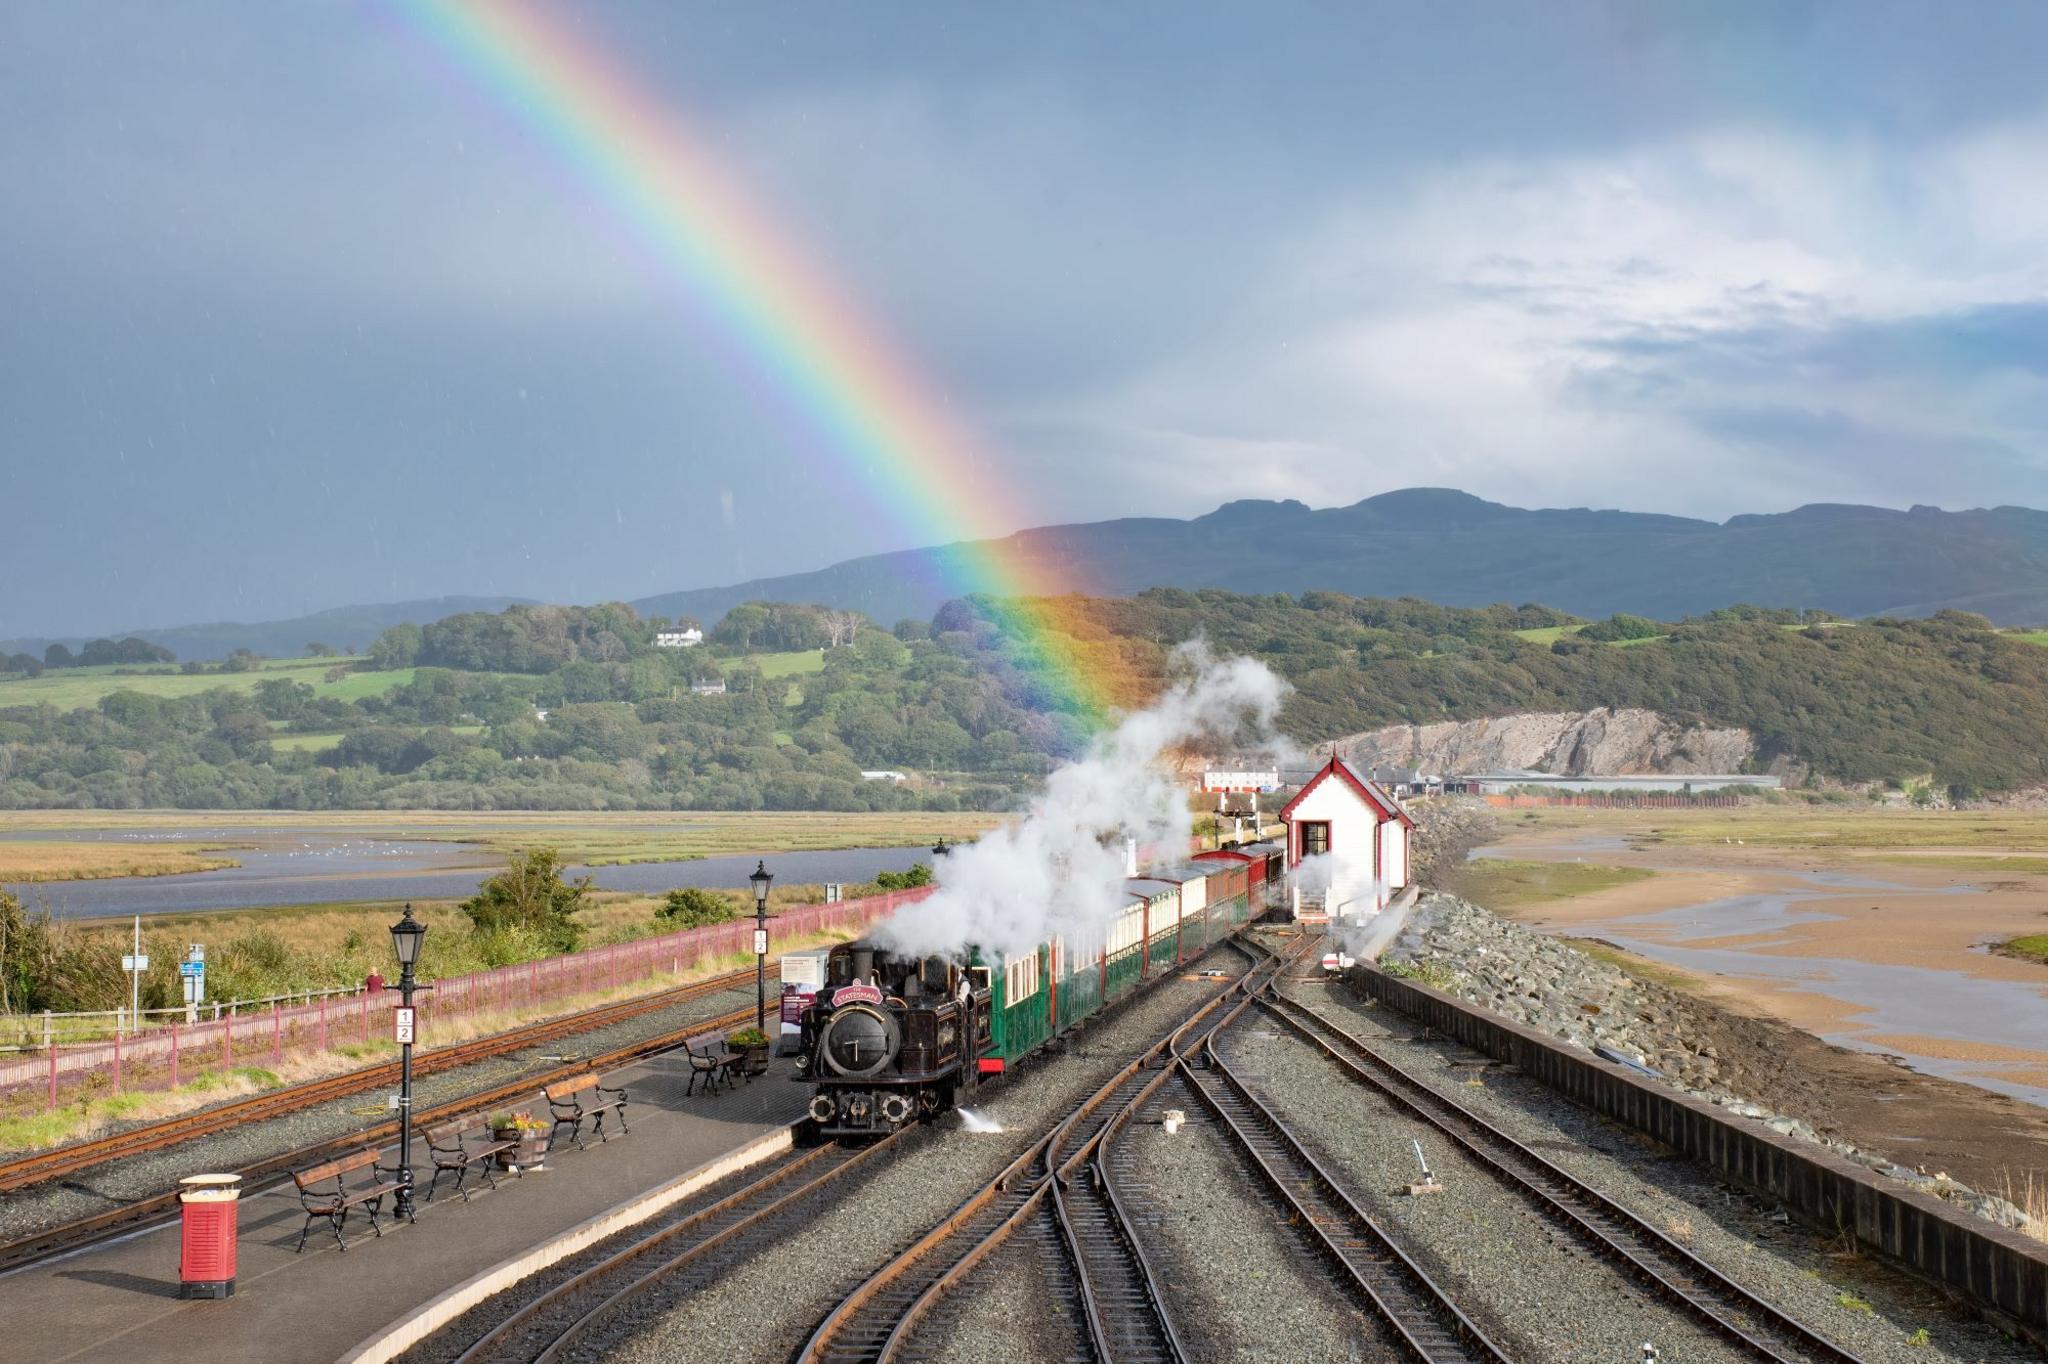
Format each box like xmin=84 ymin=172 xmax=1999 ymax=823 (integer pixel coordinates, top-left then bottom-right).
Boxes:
xmin=1288 ymin=774 xmax=1407 ymax=916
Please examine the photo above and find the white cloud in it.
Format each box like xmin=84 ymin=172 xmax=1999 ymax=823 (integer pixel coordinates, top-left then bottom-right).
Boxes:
xmin=1028 ymin=115 xmax=2048 ymax=520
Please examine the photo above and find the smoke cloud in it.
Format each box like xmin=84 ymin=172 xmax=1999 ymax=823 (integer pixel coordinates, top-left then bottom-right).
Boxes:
xmin=874 ymin=644 xmax=1288 ymax=963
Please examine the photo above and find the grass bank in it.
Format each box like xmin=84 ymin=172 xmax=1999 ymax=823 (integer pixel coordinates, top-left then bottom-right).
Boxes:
xmin=0 ymin=926 xmax=860 ymax=1153
xmin=1454 ymin=857 xmax=1656 ymax=907
xmin=0 ymin=840 xmax=245 ymax=882
xmin=0 ymin=655 xmax=419 ymax=710
xmin=1996 ymin=934 xmax=2048 ymax=966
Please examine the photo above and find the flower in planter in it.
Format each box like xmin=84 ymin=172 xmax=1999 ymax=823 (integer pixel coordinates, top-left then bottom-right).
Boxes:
xmin=489 ymin=1111 xmax=549 ymax=1134
xmin=726 ymin=1027 xmax=771 ymax=1050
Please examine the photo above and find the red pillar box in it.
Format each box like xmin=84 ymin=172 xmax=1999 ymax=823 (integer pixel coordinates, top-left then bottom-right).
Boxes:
xmin=177 ymin=1173 xmax=241 ymax=1299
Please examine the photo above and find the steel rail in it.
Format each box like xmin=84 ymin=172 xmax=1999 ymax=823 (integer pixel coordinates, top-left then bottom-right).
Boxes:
xmin=436 ymin=1131 xmax=904 ymax=1364
xmin=797 ymin=939 xmax=1277 ymax=1364
xmin=0 ymin=985 xmax=762 ymax=1275
xmin=1257 ymin=985 xmax=1867 ymax=1364
xmin=1183 ymin=939 xmax=1514 ymax=1364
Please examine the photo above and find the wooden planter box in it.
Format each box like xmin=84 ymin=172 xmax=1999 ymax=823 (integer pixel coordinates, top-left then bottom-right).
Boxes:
xmin=493 ymin=1132 xmax=550 ymax=1171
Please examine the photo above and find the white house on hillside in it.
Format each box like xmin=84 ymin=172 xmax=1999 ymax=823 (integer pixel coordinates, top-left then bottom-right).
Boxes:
xmin=655 ymin=627 xmax=704 ymax=648
xmin=1279 ymin=756 xmax=1414 ymax=922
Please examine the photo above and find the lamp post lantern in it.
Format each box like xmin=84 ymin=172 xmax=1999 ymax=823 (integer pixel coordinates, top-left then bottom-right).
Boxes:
xmin=387 ymin=904 xmax=428 ymax=1222
xmin=749 ymin=860 xmax=774 ymax=1034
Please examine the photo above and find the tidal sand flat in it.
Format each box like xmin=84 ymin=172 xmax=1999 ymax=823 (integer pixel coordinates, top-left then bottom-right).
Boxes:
xmin=1466 ymin=809 xmax=2048 ymax=1106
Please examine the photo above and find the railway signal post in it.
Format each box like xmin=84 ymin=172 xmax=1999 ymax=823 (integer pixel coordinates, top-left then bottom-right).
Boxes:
xmin=388 ymin=904 xmax=427 ymax=1223
xmin=750 ymin=861 xmax=774 ymax=1034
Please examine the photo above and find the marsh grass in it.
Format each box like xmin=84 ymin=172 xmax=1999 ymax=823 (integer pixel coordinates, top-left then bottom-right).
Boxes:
xmin=0 ymin=841 xmax=244 ymax=882
xmin=0 ymin=809 xmax=1007 ymax=869
xmin=1452 ymin=858 xmax=1655 ymax=907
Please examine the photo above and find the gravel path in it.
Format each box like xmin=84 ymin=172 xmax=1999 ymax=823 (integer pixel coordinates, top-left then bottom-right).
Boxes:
xmin=599 ymin=949 xmax=1249 ymax=1364
xmin=1290 ymin=974 xmax=2039 ymax=1363
xmin=1221 ymin=1009 xmax=1745 ymax=1364
xmin=3 ymin=980 xmax=761 ymax=1245
xmin=1122 ymin=1071 xmax=1396 ymax=1363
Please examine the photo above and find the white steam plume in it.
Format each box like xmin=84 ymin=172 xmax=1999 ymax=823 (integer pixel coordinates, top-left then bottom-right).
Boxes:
xmin=875 ymin=644 xmax=1288 ymax=963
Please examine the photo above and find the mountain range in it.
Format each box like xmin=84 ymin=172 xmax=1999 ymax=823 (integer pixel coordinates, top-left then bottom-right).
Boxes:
xmin=24 ymin=489 xmax=2048 ymax=660
xmin=0 ymin=596 xmax=534 ymax=665
xmin=633 ymin=488 xmax=2048 ymax=630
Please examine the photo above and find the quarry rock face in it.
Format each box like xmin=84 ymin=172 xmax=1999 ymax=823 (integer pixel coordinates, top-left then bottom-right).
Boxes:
xmin=1335 ymin=708 xmax=1754 ymax=775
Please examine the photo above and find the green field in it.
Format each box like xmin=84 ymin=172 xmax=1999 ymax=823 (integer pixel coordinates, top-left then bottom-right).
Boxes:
xmin=0 ymin=656 xmax=417 ymax=709
xmin=1512 ymin=625 xmax=1583 ymax=644
xmin=2009 ymin=631 xmax=2048 ymax=648
xmin=740 ymin=649 xmax=827 ymax=680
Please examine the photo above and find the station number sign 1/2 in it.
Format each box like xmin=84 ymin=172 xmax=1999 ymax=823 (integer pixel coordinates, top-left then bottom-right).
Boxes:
xmin=753 ymin=928 xmax=769 ymax=956
xmin=394 ymin=1006 xmax=416 ymax=1045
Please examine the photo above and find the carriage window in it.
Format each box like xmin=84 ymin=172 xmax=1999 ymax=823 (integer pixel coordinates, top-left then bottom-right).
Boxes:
xmin=1300 ymin=822 xmax=1331 ymax=857
xmin=1003 ymin=954 xmax=1039 ymax=1000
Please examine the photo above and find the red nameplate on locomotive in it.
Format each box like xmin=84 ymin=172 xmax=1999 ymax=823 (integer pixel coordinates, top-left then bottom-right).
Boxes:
xmin=831 ymin=982 xmax=885 ymax=1007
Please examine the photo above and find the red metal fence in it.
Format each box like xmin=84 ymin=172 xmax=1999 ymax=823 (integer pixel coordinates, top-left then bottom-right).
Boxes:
xmin=0 ymin=886 xmax=932 ymax=1113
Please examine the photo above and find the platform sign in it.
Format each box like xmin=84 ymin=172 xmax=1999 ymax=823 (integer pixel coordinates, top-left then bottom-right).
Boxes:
xmin=753 ymin=928 xmax=769 ymax=956
xmin=121 ymin=953 xmax=149 ymax=972
xmin=393 ymin=1006 xmax=416 ymax=1045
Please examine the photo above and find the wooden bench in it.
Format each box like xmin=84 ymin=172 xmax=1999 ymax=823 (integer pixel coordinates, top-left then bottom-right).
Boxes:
xmin=292 ymin=1148 xmax=402 ymax=1252
xmin=545 ymin=1073 xmax=628 ymax=1150
xmin=424 ymin=1116 xmax=520 ymax=1204
xmin=683 ymin=1033 xmax=731 ymax=1096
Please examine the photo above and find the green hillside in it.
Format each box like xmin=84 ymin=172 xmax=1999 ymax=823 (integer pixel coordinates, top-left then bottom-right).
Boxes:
xmin=6 ymin=594 xmax=2048 ymax=809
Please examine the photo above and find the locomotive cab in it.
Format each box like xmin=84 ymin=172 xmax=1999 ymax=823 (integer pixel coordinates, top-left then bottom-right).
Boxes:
xmin=797 ymin=940 xmax=992 ymax=1137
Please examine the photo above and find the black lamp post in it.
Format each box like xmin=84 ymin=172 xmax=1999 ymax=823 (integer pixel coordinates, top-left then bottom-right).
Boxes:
xmin=388 ymin=904 xmax=427 ymax=1222
xmin=749 ymin=860 xmax=774 ymax=1034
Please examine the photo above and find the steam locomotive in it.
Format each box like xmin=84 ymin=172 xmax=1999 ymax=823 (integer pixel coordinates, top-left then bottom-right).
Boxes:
xmin=795 ymin=841 xmax=1284 ymax=1137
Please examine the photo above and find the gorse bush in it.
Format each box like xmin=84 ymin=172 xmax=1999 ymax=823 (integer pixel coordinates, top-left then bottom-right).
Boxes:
xmin=461 ymin=847 xmax=591 ymax=953
xmin=657 ymin=887 xmax=740 ymax=928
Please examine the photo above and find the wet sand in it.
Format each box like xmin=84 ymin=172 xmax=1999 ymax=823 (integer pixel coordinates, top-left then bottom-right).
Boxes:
xmin=1471 ymin=820 xmax=2048 ymax=1107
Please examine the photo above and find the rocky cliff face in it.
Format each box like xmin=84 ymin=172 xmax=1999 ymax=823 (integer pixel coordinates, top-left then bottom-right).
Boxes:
xmin=1334 ymin=708 xmax=1754 ymax=776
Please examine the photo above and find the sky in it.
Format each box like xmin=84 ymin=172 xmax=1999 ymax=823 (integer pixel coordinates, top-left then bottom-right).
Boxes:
xmin=7 ymin=1 xmax=2048 ymax=639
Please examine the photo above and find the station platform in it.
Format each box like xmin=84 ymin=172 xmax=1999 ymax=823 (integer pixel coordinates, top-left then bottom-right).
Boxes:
xmin=0 ymin=1049 xmax=809 ymax=1364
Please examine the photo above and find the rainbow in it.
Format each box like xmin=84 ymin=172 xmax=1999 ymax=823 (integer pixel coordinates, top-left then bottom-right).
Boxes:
xmin=389 ymin=0 xmax=1119 ymax=719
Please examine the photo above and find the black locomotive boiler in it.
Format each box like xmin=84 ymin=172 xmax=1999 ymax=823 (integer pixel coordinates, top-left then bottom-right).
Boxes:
xmin=794 ymin=940 xmax=992 ymax=1137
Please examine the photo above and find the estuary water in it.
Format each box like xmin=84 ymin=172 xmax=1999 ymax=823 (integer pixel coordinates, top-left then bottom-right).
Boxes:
xmin=4 ymin=829 xmax=930 ymax=920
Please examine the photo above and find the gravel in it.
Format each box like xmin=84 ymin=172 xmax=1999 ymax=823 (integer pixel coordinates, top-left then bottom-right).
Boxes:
xmin=1220 ymin=1009 xmax=1746 ymax=1364
xmin=1121 ymin=1071 xmax=1395 ymax=1363
xmin=599 ymin=948 xmax=1250 ymax=1364
xmin=893 ymin=1217 xmax=1087 ymax=1364
xmin=3 ymin=979 xmax=763 ymax=1246
xmin=1290 ymin=974 xmax=2039 ymax=1363
xmin=1384 ymin=891 xmax=2037 ymax=1233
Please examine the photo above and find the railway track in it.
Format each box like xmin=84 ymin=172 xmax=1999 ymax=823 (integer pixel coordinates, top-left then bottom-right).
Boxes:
xmin=1187 ymin=936 xmax=1513 ymax=1363
xmin=1259 ymin=983 xmax=1866 ymax=1364
xmin=448 ymin=1133 xmax=906 ymax=1364
xmin=0 ymin=967 xmax=767 ymax=1274
xmin=798 ymin=940 xmax=1282 ymax=1364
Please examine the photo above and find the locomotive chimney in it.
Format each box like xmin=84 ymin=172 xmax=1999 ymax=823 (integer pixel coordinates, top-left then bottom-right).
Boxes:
xmin=852 ymin=947 xmax=875 ymax=983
